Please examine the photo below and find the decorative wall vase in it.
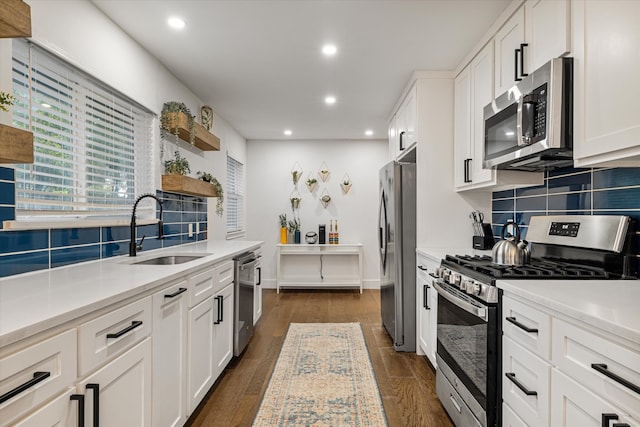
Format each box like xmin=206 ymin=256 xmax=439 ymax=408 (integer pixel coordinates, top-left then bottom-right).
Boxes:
xmin=320 ymin=190 xmax=332 ymax=208
xmin=280 ymin=227 xmax=288 ymax=244
xmin=318 ymin=162 xmax=330 ymax=182
xmin=341 ymin=173 xmax=352 ymax=194
xmin=306 ymin=175 xmax=318 ymax=192
xmin=290 ymin=189 xmax=301 ymax=210
xmin=294 ymin=230 xmax=301 ymax=244
xmin=291 ymin=162 xmax=303 ymax=185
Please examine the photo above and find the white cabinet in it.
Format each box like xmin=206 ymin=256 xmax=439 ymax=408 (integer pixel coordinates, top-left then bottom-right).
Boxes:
xmin=494 ymin=6 xmax=526 ymax=96
xmin=187 ymin=295 xmax=215 ymax=414
xmin=152 ymin=280 xmax=188 ymax=427
xmin=572 ymin=0 xmax=640 ymax=167
xmin=10 ymin=388 xmax=77 ymax=427
xmin=389 ymin=85 xmax=417 ymax=159
xmin=525 ymin=0 xmax=570 ymax=71
xmin=213 ymin=283 xmax=234 ymax=379
xmin=254 ymin=255 xmax=263 ymax=325
xmin=416 ymin=253 xmax=438 ymax=369
xmin=77 ymin=338 xmax=152 ymax=427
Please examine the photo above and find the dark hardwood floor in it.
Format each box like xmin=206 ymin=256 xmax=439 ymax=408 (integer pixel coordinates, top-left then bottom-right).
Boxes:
xmin=187 ymin=289 xmax=454 ymax=427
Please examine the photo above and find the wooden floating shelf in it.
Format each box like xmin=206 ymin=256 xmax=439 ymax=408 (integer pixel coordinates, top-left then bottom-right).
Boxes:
xmin=0 ymin=0 xmax=31 ymax=38
xmin=162 ymin=175 xmax=219 ymax=198
xmin=162 ymin=111 xmax=220 ymax=151
xmin=0 ymin=124 xmax=34 ymax=164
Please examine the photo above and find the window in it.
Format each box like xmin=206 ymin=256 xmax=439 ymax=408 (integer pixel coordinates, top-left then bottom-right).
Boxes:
xmin=226 ymin=155 xmax=245 ymax=238
xmin=11 ymin=40 xmax=155 ymax=220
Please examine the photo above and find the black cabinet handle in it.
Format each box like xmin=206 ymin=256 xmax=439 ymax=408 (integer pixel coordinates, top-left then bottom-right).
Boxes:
xmin=70 ymin=394 xmax=85 ymax=427
xmin=428 ymin=273 xmax=439 ymax=279
xmin=214 ymin=295 xmax=223 ymax=324
xmin=417 ymin=265 xmax=428 ymax=271
xmin=514 ymin=48 xmax=521 ymax=81
xmin=257 ymin=267 xmax=262 ymax=286
xmin=86 ymin=383 xmax=99 ymax=427
xmin=602 ymin=413 xmax=619 ymax=427
xmin=0 ymin=371 xmax=51 ymax=404
xmin=164 ymin=287 xmax=187 ymax=298
xmin=612 ymin=424 xmax=630 ymax=427
xmin=506 ymin=316 xmax=539 ymax=333
xmin=505 ymin=372 xmax=537 ymax=396
xmin=399 ymin=131 xmax=406 ymax=151
xmin=519 ymin=43 xmax=528 ymax=77
xmin=106 ymin=320 xmax=143 ymax=339
xmin=463 ymin=158 xmax=473 ymax=183
xmin=424 ymin=284 xmax=430 ymax=310
xmin=592 ymin=363 xmax=640 ymax=395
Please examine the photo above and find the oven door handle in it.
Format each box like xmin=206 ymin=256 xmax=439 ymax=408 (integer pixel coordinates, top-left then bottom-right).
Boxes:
xmin=433 ymin=281 xmax=487 ymax=321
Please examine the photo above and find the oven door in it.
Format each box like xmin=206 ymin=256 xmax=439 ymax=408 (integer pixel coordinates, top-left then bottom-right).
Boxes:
xmin=434 ymin=280 xmax=499 ymax=426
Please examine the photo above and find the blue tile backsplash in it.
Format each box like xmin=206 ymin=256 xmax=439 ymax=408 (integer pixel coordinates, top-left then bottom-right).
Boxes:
xmin=0 ymin=167 xmax=209 ymax=277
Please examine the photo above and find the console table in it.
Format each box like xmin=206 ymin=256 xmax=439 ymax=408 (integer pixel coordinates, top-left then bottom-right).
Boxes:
xmin=276 ymin=244 xmax=363 ymax=293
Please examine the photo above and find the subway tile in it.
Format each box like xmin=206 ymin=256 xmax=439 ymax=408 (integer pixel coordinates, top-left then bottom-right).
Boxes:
xmin=548 ymin=192 xmax=591 ymax=211
xmin=515 ymin=211 xmax=548 ymax=226
xmin=162 ymin=235 xmax=183 ymax=247
xmin=0 ymin=251 xmax=49 ymax=277
xmin=138 ymin=224 xmax=160 ymax=239
xmin=102 ymin=226 xmax=129 ymax=242
xmin=492 ymin=198 xmax=514 ymax=212
xmin=102 ymin=242 xmax=128 ymax=258
xmin=593 ymin=188 xmax=640 ymax=210
xmin=198 ymin=211 xmax=208 ymax=222
xmin=516 ymin=196 xmax=546 ymax=211
xmin=0 ymin=206 xmax=15 ymax=225
xmin=547 ymin=166 xmax=590 ymax=178
xmin=163 ymin=212 xmax=182 ymax=223
xmin=592 ymin=210 xmax=640 ymax=223
xmin=492 ymin=212 xmax=514 ymax=226
xmin=51 ymin=245 xmax=100 ymax=268
xmin=0 ymin=182 xmax=15 ymax=205
xmin=0 ymin=230 xmax=49 ymax=254
xmin=516 ymin=184 xmax=546 ymax=197
xmin=51 ymin=228 xmax=100 ymax=248
xmin=163 ymin=223 xmax=182 ymax=235
xmin=492 ymin=189 xmax=514 ymax=200
xmin=593 ymin=168 xmax=640 ymax=189
xmin=182 ymin=212 xmax=197 ymax=223
xmin=0 ymin=167 xmax=15 ymax=181
xmin=548 ymin=171 xmax=591 ymax=194
xmin=141 ymin=237 xmax=163 ymax=251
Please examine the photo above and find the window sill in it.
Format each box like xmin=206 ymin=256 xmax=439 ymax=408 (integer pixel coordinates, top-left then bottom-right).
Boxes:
xmin=3 ymin=218 xmax=158 ymax=231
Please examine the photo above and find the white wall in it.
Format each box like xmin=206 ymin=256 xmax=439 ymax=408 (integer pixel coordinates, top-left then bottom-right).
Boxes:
xmin=246 ymin=139 xmax=388 ymax=289
xmin=0 ymin=0 xmax=246 ymax=240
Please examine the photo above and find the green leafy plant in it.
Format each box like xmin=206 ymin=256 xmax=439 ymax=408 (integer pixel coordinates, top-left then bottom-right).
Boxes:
xmin=290 ymin=197 xmax=301 ymax=209
xmin=287 ymin=217 xmax=300 ymax=233
xmin=321 ymin=194 xmax=331 ymax=203
xmin=197 ymin=171 xmax=224 ymax=217
xmin=160 ymin=101 xmax=196 ymax=158
xmin=306 ymin=177 xmax=317 ymax=185
xmin=0 ymin=91 xmax=15 ymax=112
xmin=292 ymin=170 xmax=301 ymax=184
xmin=164 ymin=150 xmax=190 ymax=175
xmin=279 ymin=213 xmax=288 ymax=228
xmin=343 ymin=179 xmax=350 ymax=186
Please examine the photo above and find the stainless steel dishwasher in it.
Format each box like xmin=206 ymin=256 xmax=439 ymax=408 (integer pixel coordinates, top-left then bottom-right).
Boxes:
xmin=233 ymin=251 xmax=259 ymax=356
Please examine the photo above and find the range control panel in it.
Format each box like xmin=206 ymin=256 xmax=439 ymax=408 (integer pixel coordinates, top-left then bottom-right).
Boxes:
xmin=549 ymin=222 xmax=580 ymax=237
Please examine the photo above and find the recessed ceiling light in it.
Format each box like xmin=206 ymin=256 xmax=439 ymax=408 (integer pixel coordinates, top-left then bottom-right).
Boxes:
xmin=324 ymin=96 xmax=336 ymax=105
xmin=365 ymin=130 xmax=374 ymax=136
xmin=322 ymin=44 xmax=337 ymax=56
xmin=284 ymin=129 xmax=292 ymax=136
xmin=168 ymin=17 xmax=186 ymax=29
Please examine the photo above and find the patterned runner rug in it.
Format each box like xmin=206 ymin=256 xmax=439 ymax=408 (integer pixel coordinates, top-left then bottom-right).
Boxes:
xmin=253 ymin=322 xmax=388 ymax=426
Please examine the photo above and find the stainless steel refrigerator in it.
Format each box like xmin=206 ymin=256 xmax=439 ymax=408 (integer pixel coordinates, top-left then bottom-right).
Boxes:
xmin=379 ymin=156 xmax=416 ymax=352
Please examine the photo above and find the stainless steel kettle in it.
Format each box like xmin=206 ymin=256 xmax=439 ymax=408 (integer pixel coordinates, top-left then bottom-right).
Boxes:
xmin=492 ymin=221 xmax=530 ymax=266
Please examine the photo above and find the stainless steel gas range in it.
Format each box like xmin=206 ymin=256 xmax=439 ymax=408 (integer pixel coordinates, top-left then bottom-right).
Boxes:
xmin=433 ymin=215 xmax=638 ymax=427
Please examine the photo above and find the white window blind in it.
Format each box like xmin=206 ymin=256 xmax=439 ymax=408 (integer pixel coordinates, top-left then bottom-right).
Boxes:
xmin=226 ymin=155 xmax=245 ymax=237
xmin=11 ymin=40 xmax=155 ymax=220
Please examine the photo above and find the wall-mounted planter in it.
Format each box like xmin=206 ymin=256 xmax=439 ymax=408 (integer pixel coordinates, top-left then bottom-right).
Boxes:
xmin=162 ymin=174 xmax=219 ymax=197
xmin=341 ymin=173 xmax=352 ymax=194
xmin=0 ymin=124 xmax=33 ymax=164
xmin=161 ymin=111 xmax=220 ymax=151
xmin=0 ymin=0 xmax=31 ymax=38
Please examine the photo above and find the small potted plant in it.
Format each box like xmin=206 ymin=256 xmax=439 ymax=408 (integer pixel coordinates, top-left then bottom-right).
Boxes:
xmin=321 ymin=194 xmax=331 ymax=204
xmin=292 ymin=170 xmax=301 ymax=185
xmin=0 ymin=91 xmax=15 ymax=112
xmin=197 ymin=171 xmax=224 ymax=217
xmin=341 ymin=175 xmax=352 ymax=194
xmin=290 ymin=196 xmax=301 ymax=210
xmin=279 ymin=214 xmax=288 ymax=244
xmin=164 ymin=150 xmax=190 ymax=175
xmin=288 ymin=217 xmax=301 ymax=244
xmin=306 ymin=177 xmax=317 ymax=192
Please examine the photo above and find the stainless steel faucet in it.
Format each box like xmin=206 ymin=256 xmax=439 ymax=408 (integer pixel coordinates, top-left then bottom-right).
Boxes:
xmin=130 ymin=194 xmax=165 ymax=256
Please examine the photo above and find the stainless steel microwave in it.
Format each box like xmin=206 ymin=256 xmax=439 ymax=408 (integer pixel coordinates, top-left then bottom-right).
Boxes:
xmin=483 ymin=57 xmax=573 ymax=171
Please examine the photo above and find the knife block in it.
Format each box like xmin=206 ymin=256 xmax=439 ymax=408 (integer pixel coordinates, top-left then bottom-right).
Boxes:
xmin=473 ymin=224 xmax=495 ymax=250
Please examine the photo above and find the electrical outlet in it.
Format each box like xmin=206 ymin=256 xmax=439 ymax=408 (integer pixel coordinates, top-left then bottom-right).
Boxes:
xmin=196 ymin=222 xmax=200 ymax=234
xmin=188 ymin=223 xmax=193 ymax=237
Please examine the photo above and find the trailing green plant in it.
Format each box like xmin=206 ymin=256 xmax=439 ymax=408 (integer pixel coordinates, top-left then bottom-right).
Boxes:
xmin=287 ymin=217 xmax=300 ymax=233
xmin=164 ymin=150 xmax=190 ymax=175
xmin=160 ymin=101 xmax=196 ymax=159
xmin=197 ymin=171 xmax=224 ymax=217
xmin=290 ymin=197 xmax=301 ymax=210
xmin=278 ymin=213 xmax=288 ymax=228
xmin=0 ymin=91 xmax=15 ymax=112
xmin=292 ymin=170 xmax=301 ymax=184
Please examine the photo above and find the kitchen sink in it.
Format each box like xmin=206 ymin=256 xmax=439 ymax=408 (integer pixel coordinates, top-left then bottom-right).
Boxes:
xmin=132 ymin=255 xmax=207 ymax=265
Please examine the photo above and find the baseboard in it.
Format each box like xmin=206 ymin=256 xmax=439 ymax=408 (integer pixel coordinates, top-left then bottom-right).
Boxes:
xmin=259 ymin=278 xmax=380 ymax=290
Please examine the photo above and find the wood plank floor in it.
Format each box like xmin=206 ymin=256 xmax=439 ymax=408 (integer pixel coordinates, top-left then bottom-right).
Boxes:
xmin=186 ymin=289 xmax=454 ymax=427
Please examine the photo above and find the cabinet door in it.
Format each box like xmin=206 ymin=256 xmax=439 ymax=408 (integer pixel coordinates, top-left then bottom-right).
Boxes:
xmin=213 ymin=283 xmax=235 ymax=379
xmin=388 ymin=113 xmax=398 ymax=160
xmin=573 ymin=0 xmax=640 ymax=166
xmin=427 ymin=278 xmax=438 ymax=369
xmin=10 ymin=388 xmax=77 ymax=427
xmin=471 ymin=42 xmax=495 ymax=185
xmin=253 ymin=261 xmax=263 ymax=325
xmin=550 ymin=368 xmax=633 ymax=427
xmin=187 ymin=296 xmax=215 ymax=414
xmin=152 ymin=281 xmax=188 ymax=427
xmin=494 ymin=6 xmax=526 ymax=96
xmin=525 ymin=0 xmax=570 ymax=71
xmin=78 ymin=338 xmax=152 ymax=427
xmin=416 ymin=264 xmax=430 ymax=356
xmin=454 ymin=66 xmax=473 ymax=190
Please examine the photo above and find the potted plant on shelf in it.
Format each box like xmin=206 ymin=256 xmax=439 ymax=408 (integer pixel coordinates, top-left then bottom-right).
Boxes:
xmin=160 ymin=101 xmax=196 ymax=158
xmin=197 ymin=171 xmax=224 ymax=217
xmin=288 ymin=217 xmax=301 ymax=244
xmin=164 ymin=150 xmax=190 ymax=175
xmin=279 ymin=213 xmax=288 ymax=244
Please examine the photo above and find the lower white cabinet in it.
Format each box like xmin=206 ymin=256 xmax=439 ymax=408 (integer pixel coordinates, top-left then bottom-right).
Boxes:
xmin=187 ymin=296 xmax=215 ymax=414
xmin=152 ymin=280 xmax=188 ymax=427
xmin=253 ymin=256 xmax=263 ymax=325
xmin=77 ymin=338 xmax=152 ymax=427
xmin=10 ymin=388 xmax=78 ymax=427
xmin=213 ymin=283 xmax=234 ymax=379
xmin=416 ymin=253 xmax=438 ymax=368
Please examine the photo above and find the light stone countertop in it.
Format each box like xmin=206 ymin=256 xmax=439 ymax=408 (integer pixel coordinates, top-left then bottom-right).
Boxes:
xmin=0 ymin=240 xmax=262 ymax=348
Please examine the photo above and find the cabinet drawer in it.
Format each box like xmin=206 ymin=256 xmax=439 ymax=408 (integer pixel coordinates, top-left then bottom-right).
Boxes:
xmin=550 ymin=368 xmax=634 ymax=427
xmin=189 ymin=268 xmax=215 ymax=308
xmin=503 ymin=336 xmax=551 ymax=427
xmin=502 ymin=294 xmax=551 ymax=359
xmin=502 ymin=402 xmax=529 ymax=427
xmin=78 ymin=296 xmax=152 ymax=376
xmin=0 ymin=329 xmax=77 ymax=426
xmin=216 ymin=260 xmax=234 ymax=291
xmin=552 ymin=318 xmax=640 ymax=420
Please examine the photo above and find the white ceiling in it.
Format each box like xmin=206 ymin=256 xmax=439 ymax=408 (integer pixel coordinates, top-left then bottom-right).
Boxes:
xmin=90 ymin=0 xmax=510 ymax=141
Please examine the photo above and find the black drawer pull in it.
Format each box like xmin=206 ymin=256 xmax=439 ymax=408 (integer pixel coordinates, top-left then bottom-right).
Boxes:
xmin=70 ymin=394 xmax=85 ymax=427
xmin=0 ymin=371 xmax=51 ymax=404
xmin=602 ymin=413 xmax=618 ymax=427
xmin=257 ymin=266 xmax=262 ymax=286
xmin=505 ymin=372 xmax=537 ymax=396
xmin=106 ymin=320 xmax=143 ymax=339
xmin=612 ymin=424 xmax=630 ymax=427
xmin=86 ymin=383 xmax=99 ymax=427
xmin=592 ymin=363 xmax=640 ymax=395
xmin=164 ymin=287 xmax=187 ymax=298
xmin=506 ymin=316 xmax=538 ymax=333
xmin=417 ymin=265 xmax=428 ymax=271
xmin=214 ymin=295 xmax=223 ymax=324
xmin=423 ymin=284 xmax=430 ymax=310
xmin=428 ymin=273 xmax=439 ymax=279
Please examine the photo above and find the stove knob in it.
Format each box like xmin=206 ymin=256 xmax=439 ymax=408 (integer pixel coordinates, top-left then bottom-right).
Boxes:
xmin=449 ymin=273 xmax=461 ymax=286
xmin=462 ymin=279 xmax=474 ymax=292
xmin=472 ymin=283 xmax=482 ymax=296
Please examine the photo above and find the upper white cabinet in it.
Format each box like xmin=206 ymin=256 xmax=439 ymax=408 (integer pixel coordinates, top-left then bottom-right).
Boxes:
xmin=572 ymin=0 xmax=640 ymax=167
xmin=494 ymin=7 xmax=526 ymax=96
xmin=388 ymin=85 xmax=417 ymax=160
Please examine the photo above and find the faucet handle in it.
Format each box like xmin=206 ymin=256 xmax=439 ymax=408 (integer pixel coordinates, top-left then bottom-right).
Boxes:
xmin=136 ymin=235 xmax=146 ymax=251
